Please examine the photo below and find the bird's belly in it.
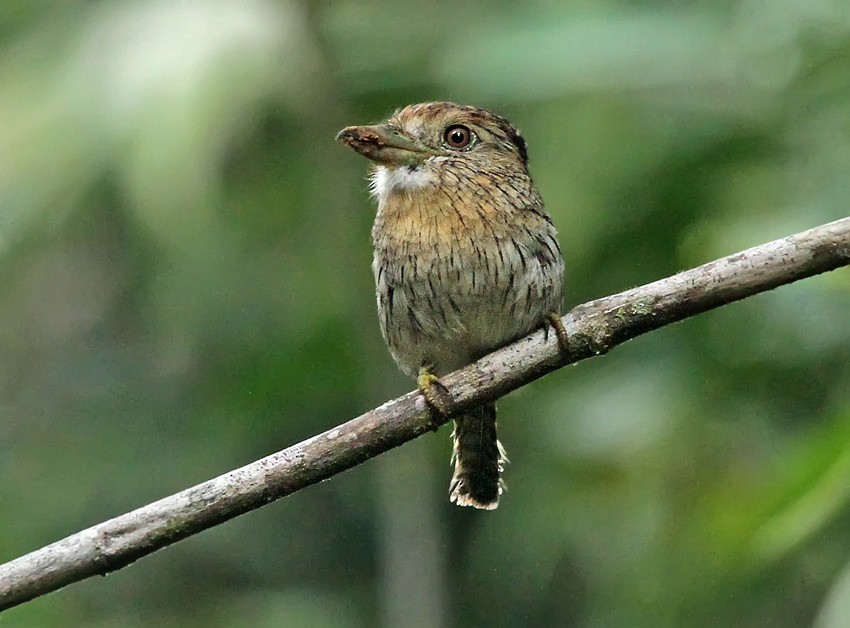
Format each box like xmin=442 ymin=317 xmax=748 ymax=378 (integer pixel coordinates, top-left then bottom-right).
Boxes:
xmin=375 ymin=243 xmax=562 ymax=378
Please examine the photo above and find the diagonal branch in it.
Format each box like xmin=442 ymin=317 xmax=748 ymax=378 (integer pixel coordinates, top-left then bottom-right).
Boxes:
xmin=2 ymin=217 xmax=849 ymax=611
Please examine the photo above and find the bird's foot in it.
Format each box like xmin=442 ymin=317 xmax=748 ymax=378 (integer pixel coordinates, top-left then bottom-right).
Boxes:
xmin=417 ymin=366 xmax=454 ymax=431
xmin=544 ymin=312 xmax=570 ymax=357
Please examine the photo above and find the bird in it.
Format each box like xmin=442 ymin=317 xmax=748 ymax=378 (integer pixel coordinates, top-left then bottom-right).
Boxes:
xmin=337 ymin=102 xmax=565 ymax=509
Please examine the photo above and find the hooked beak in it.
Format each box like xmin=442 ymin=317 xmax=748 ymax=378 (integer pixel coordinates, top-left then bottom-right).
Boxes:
xmin=336 ymin=124 xmax=436 ymax=167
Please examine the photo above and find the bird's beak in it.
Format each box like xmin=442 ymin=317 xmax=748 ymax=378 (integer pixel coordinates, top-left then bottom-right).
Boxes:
xmin=336 ymin=124 xmax=436 ymax=167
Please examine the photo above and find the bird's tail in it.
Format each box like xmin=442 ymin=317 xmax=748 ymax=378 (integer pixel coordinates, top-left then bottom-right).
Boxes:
xmin=449 ymin=402 xmax=507 ymax=510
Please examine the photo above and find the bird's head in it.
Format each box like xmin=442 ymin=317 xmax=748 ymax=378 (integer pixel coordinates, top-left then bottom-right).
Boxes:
xmin=336 ymin=102 xmax=530 ymax=200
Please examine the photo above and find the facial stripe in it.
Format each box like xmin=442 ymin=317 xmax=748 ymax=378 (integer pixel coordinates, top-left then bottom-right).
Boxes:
xmin=391 ymin=102 xmax=528 ymax=165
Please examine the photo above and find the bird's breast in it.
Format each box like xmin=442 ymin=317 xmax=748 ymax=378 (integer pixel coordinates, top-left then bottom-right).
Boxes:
xmin=371 ymin=182 xmax=562 ymax=372
xmin=371 ymin=181 xmax=516 ymax=263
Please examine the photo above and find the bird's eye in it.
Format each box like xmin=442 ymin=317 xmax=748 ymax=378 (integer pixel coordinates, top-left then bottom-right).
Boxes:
xmin=444 ymin=125 xmax=472 ymax=149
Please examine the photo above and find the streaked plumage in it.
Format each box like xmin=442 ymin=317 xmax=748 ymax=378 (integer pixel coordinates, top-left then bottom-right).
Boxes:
xmin=338 ymin=102 xmax=564 ymax=509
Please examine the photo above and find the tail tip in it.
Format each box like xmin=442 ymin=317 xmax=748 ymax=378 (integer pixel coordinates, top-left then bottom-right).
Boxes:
xmin=449 ymin=477 xmax=504 ymax=510
xmin=450 ymin=491 xmax=500 ymax=510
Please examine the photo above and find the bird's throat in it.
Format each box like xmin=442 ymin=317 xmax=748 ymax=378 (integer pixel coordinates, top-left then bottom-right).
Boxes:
xmin=369 ymin=165 xmax=437 ymax=201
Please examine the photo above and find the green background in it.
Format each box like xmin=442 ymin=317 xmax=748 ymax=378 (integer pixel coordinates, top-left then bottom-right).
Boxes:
xmin=2 ymin=1 xmax=850 ymax=626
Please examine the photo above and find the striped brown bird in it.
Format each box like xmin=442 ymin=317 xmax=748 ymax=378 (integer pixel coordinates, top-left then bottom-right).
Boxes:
xmin=337 ymin=102 xmax=565 ymax=509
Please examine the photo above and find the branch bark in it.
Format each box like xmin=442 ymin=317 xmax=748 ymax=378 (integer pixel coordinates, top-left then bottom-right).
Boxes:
xmin=2 ymin=217 xmax=849 ymax=611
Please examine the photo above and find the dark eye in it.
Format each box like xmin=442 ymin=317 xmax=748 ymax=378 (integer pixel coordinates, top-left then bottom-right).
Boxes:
xmin=444 ymin=125 xmax=472 ymax=149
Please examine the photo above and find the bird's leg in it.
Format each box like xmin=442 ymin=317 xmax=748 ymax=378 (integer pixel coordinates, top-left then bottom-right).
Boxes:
xmin=544 ymin=312 xmax=570 ymax=357
xmin=417 ymin=366 xmax=454 ymax=431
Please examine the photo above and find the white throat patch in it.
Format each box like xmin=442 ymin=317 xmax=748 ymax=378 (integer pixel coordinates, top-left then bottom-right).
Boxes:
xmin=370 ymin=165 xmax=436 ymax=200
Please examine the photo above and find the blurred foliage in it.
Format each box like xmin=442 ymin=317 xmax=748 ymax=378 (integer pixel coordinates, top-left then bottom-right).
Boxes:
xmin=1 ymin=0 xmax=850 ymax=626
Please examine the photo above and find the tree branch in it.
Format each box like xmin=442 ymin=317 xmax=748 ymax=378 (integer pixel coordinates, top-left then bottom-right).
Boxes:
xmin=2 ymin=217 xmax=849 ymax=611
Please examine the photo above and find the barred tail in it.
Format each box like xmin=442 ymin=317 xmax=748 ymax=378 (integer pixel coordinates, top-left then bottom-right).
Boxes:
xmin=449 ymin=402 xmax=507 ymax=510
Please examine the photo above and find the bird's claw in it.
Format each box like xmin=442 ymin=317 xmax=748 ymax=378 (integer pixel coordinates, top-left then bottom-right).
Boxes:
xmin=545 ymin=312 xmax=570 ymax=356
xmin=417 ymin=367 xmax=454 ymax=430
